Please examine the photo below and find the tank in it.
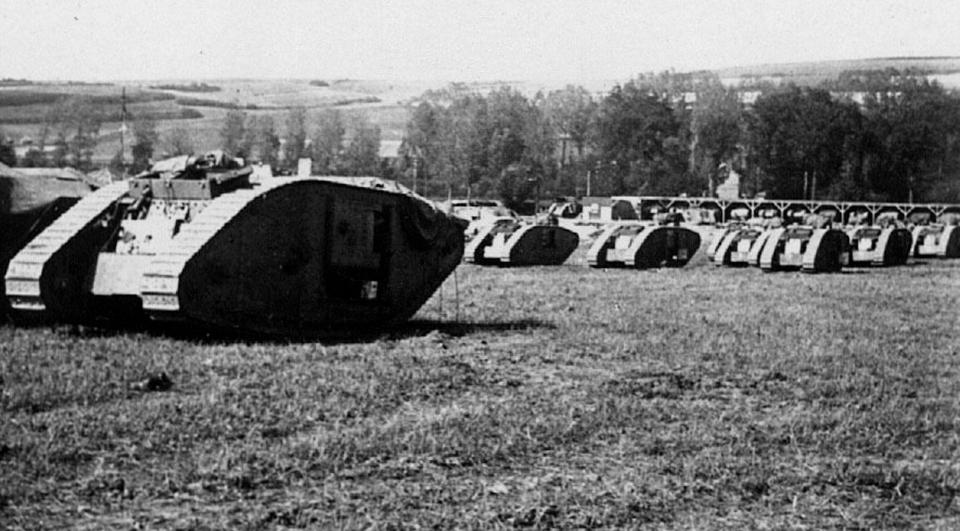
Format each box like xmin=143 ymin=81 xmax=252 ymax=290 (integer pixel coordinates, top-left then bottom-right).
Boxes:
xmin=705 ymin=224 xmax=743 ymax=262
xmin=758 ymin=226 xmax=847 ymax=273
xmin=4 ymin=152 xmax=466 ymax=336
xmin=463 ymin=218 xmax=579 ymax=266
xmin=912 ymin=224 xmax=960 ymax=258
xmin=713 ymin=226 xmax=768 ymax=267
xmin=844 ymin=226 xmax=913 ymax=266
xmin=587 ymin=222 xmax=700 ymax=268
xmin=0 ymin=163 xmax=92 ymax=314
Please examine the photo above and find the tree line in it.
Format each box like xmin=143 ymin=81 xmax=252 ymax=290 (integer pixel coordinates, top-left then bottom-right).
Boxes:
xmin=1 ymin=102 xmax=383 ymax=177
xmin=395 ymin=70 xmax=960 ymax=208
xmin=217 ymin=107 xmax=382 ymax=176
xmin=2 ymin=68 xmax=958 ymax=208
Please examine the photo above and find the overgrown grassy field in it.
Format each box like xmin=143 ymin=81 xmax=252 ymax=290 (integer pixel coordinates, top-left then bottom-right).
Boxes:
xmin=2 ymin=249 xmax=959 ymax=529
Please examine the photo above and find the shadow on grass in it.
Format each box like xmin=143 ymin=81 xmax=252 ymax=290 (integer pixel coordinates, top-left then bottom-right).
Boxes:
xmin=16 ymin=317 xmax=554 ymax=346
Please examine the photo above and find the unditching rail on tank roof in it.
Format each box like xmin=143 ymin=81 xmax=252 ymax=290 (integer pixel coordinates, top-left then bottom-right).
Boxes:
xmin=613 ymin=196 xmax=960 ymax=223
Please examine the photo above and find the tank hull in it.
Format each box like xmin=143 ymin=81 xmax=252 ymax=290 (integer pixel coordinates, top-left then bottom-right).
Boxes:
xmin=587 ymin=223 xmax=700 ymax=269
xmin=759 ymin=227 xmax=846 ymax=273
xmin=713 ymin=227 xmax=765 ymax=267
xmin=845 ymin=227 xmax=913 ymax=266
xmin=705 ymin=225 xmax=741 ymax=262
xmin=912 ymin=225 xmax=960 ymax=258
xmin=464 ymin=220 xmax=578 ymax=266
xmin=6 ymin=178 xmax=465 ymax=336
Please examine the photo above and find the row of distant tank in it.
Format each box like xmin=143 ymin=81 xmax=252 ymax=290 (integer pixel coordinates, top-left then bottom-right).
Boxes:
xmin=707 ymin=219 xmax=959 ymax=271
xmin=448 ymin=198 xmax=700 ymax=269
xmin=461 ymin=213 xmax=701 ymax=269
xmin=450 ymin=197 xmax=959 ymax=271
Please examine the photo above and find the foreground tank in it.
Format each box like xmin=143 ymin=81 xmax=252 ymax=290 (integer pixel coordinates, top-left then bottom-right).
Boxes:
xmin=587 ymin=222 xmax=700 ymax=268
xmin=844 ymin=226 xmax=913 ymax=266
xmin=464 ymin=218 xmax=579 ymax=266
xmin=5 ymin=153 xmax=465 ymax=336
xmin=758 ymin=226 xmax=847 ymax=273
xmin=912 ymin=224 xmax=960 ymax=258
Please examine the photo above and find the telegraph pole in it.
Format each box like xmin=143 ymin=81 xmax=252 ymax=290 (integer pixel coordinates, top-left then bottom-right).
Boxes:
xmin=119 ymin=87 xmax=127 ymax=176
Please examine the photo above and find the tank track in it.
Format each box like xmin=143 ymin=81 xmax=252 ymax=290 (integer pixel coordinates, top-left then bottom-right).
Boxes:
xmin=140 ymin=178 xmax=291 ymax=320
xmin=5 ymin=181 xmax=129 ymax=313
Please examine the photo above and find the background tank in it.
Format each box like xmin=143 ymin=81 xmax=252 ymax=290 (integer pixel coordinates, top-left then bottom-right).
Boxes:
xmin=0 ymin=163 xmax=92 ymax=314
xmin=712 ymin=226 xmax=767 ymax=267
xmin=758 ymin=226 xmax=847 ymax=273
xmin=912 ymin=224 xmax=960 ymax=258
xmin=705 ymin=223 xmax=743 ymax=262
xmin=5 ymin=153 xmax=465 ymax=336
xmin=587 ymin=222 xmax=700 ymax=268
xmin=844 ymin=226 xmax=913 ymax=266
xmin=464 ymin=218 xmax=579 ymax=266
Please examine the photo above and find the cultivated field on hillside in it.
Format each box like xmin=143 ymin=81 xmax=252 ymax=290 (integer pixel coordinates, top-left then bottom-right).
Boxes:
xmin=0 ymin=79 xmax=426 ymax=164
xmin=2 ymin=242 xmax=959 ymax=529
xmin=716 ymin=56 xmax=960 ymax=87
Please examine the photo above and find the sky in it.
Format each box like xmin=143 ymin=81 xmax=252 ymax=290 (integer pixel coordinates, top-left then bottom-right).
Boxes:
xmin=1 ymin=0 xmax=960 ymax=83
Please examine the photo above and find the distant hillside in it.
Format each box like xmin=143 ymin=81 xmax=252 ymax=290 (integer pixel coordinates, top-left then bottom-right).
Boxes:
xmin=715 ymin=56 xmax=960 ymax=86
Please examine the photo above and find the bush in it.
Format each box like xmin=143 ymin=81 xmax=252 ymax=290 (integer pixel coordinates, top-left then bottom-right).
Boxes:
xmin=175 ymin=97 xmax=260 ymax=110
xmin=150 ymin=82 xmax=221 ymax=92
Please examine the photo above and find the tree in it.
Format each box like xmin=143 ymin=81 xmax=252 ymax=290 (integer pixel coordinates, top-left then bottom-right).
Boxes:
xmin=497 ymin=163 xmax=537 ymax=211
xmin=220 ymin=109 xmax=247 ymax=158
xmin=311 ymin=109 xmax=345 ymax=174
xmin=108 ymin=149 xmax=125 ymax=176
xmin=544 ymin=85 xmax=596 ymax=164
xmin=282 ymin=106 xmax=308 ymax=169
xmin=20 ymin=149 xmax=47 ymax=167
xmin=44 ymin=96 xmax=101 ymax=170
xmin=130 ymin=118 xmax=159 ymax=174
xmin=593 ymin=81 xmax=688 ymax=195
xmin=398 ymin=102 xmax=440 ymax=191
xmin=747 ymin=86 xmax=862 ymax=199
xmin=400 ymin=85 xmax=558 ymax=198
xmin=859 ymin=76 xmax=960 ymax=201
xmin=243 ymin=115 xmax=281 ymax=167
xmin=342 ymin=115 xmax=381 ymax=176
xmin=435 ymin=93 xmax=488 ymax=197
xmin=0 ymin=130 xmax=15 ymax=166
xmin=689 ymin=80 xmax=743 ymax=195
xmin=50 ymin=133 xmax=68 ymax=168
xmin=165 ymin=126 xmax=195 ymax=156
